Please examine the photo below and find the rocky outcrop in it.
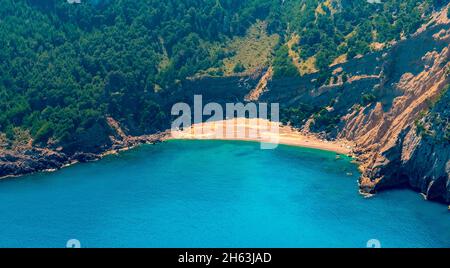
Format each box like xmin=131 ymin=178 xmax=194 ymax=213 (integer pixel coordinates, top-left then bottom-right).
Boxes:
xmin=259 ymin=5 xmax=450 ymax=204
xmin=245 ymin=67 xmax=273 ymax=101
xmin=0 ymin=148 xmax=68 ymax=178
xmin=0 ymin=119 xmax=168 ymax=179
xmin=0 ymin=69 xmax=257 ymax=180
xmin=370 ymin=89 xmax=450 ymax=203
xmin=347 ymin=22 xmax=450 ymax=203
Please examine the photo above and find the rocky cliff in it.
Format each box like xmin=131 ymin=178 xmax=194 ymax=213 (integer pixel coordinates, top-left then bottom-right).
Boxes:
xmin=369 ymin=88 xmax=449 ymax=203
xmin=1 ymin=1 xmax=449 ymax=206
xmin=259 ymin=5 xmax=450 ymax=204
xmin=0 ymin=73 xmax=259 ymax=179
xmin=346 ymin=10 xmax=450 ymax=204
xmin=0 ymin=118 xmax=167 ymax=179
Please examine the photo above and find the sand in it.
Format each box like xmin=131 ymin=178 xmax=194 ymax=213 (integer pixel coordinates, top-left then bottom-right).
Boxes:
xmin=168 ymin=118 xmax=354 ymax=155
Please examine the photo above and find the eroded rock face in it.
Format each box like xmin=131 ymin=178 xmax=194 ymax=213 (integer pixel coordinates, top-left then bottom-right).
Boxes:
xmin=372 ymin=90 xmax=450 ymax=203
xmin=347 ymin=22 xmax=450 ymax=203
xmin=0 ymin=120 xmax=169 ymax=179
xmin=260 ymin=6 xmax=450 ymax=204
xmin=0 ymin=148 xmax=68 ymax=178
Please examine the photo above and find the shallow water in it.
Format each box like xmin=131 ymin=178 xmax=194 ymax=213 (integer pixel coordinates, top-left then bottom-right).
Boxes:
xmin=0 ymin=140 xmax=448 ymax=248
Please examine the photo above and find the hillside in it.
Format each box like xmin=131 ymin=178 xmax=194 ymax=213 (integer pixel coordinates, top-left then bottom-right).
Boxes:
xmin=0 ymin=0 xmax=449 ymax=203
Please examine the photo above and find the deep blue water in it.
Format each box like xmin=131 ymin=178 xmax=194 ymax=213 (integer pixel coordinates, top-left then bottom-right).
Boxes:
xmin=0 ymin=140 xmax=448 ymax=248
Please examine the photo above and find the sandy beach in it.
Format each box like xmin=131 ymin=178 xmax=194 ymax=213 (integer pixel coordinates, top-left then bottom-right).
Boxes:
xmin=168 ymin=118 xmax=354 ymax=155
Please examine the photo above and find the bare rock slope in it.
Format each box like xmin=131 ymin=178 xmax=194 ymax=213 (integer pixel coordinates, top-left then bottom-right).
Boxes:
xmin=345 ymin=15 xmax=450 ymax=203
xmin=260 ymin=5 xmax=450 ymax=203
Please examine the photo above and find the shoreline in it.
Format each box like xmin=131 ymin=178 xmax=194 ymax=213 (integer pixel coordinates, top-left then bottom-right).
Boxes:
xmin=0 ymin=132 xmax=169 ymax=181
xmin=2 ymin=119 xmax=449 ymax=208
xmin=0 ymin=118 xmax=354 ymax=181
xmin=168 ymin=118 xmax=354 ymax=155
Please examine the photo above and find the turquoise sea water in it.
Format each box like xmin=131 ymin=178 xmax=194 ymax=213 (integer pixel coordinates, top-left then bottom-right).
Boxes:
xmin=0 ymin=140 xmax=448 ymax=248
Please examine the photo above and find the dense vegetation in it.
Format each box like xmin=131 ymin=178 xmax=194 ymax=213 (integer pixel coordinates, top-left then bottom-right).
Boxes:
xmin=0 ymin=0 xmax=273 ymax=152
xmin=0 ymin=0 xmax=444 ymax=152
xmin=271 ymin=0 xmax=439 ymax=77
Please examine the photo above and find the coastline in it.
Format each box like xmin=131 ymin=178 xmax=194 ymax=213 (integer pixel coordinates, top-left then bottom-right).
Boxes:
xmin=0 ymin=132 xmax=169 ymax=181
xmin=0 ymin=118 xmax=354 ymax=180
xmin=168 ymin=118 xmax=354 ymax=155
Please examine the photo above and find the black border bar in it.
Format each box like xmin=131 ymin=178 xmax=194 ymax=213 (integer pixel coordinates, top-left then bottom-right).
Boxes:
xmin=0 ymin=248 xmax=448 ymax=266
